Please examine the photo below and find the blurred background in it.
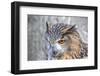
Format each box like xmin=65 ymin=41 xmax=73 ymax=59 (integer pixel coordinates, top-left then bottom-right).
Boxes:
xmin=28 ymin=15 xmax=88 ymax=61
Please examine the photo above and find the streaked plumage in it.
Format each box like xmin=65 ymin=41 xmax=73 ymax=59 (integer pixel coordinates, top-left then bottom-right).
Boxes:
xmin=45 ymin=23 xmax=88 ymax=60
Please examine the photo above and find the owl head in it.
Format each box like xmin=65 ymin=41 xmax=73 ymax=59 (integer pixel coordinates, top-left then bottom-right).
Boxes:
xmin=45 ymin=22 xmax=81 ymax=60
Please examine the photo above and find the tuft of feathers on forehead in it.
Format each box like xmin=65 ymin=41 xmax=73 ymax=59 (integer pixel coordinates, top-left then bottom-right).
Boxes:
xmin=61 ymin=24 xmax=77 ymax=35
xmin=46 ymin=22 xmax=77 ymax=35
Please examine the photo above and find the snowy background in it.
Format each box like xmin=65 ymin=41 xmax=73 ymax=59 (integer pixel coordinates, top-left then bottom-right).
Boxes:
xmin=28 ymin=15 xmax=88 ymax=61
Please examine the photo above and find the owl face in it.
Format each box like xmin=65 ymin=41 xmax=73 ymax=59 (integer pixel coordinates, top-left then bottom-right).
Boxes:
xmin=49 ymin=35 xmax=70 ymax=55
xmin=46 ymin=23 xmax=78 ymax=59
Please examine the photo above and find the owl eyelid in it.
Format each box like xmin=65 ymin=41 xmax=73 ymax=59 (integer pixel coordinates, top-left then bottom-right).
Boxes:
xmin=57 ymin=39 xmax=65 ymax=44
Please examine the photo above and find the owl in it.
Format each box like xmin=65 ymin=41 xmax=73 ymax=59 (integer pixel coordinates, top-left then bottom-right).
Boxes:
xmin=45 ymin=22 xmax=88 ymax=60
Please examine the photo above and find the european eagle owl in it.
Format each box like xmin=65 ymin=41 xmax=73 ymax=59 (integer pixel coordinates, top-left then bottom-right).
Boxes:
xmin=45 ymin=23 xmax=88 ymax=60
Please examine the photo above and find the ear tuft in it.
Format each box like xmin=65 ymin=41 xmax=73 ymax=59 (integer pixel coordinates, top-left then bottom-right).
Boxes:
xmin=46 ymin=22 xmax=49 ymax=32
xmin=67 ymin=24 xmax=77 ymax=31
xmin=61 ymin=24 xmax=77 ymax=35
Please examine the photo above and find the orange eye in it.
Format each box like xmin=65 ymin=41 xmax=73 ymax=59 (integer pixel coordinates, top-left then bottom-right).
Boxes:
xmin=58 ymin=39 xmax=65 ymax=44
